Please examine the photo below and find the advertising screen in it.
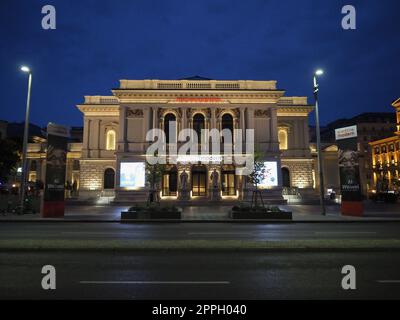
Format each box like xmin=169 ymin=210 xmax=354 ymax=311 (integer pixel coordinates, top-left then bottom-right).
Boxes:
xmin=259 ymin=161 xmax=278 ymax=188
xmin=120 ymin=162 xmax=145 ymax=188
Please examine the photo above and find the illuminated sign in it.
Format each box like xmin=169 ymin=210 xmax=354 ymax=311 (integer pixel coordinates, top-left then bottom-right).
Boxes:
xmin=259 ymin=161 xmax=278 ymax=188
xmin=120 ymin=162 xmax=145 ymax=188
xmin=335 ymin=125 xmax=358 ymax=140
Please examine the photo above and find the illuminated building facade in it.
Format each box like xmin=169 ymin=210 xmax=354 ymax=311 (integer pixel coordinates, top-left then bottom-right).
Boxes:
xmin=27 ymin=77 xmax=316 ymax=203
xmin=370 ymin=98 xmax=400 ymax=193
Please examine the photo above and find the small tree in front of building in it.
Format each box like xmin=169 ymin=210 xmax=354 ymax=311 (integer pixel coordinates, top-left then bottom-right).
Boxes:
xmin=248 ymin=151 xmax=266 ymax=208
xmin=145 ymin=161 xmax=165 ymax=205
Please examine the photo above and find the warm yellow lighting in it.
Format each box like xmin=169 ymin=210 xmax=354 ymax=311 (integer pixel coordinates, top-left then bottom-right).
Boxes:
xmin=278 ymin=129 xmax=288 ymax=150
xmin=20 ymin=66 xmax=30 ymax=73
xmin=106 ymin=129 xmax=116 ymax=150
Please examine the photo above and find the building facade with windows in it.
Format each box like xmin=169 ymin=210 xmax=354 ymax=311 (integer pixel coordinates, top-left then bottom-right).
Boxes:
xmin=310 ymin=112 xmax=397 ymax=197
xmin=369 ymin=98 xmax=400 ymax=194
xmin=27 ymin=77 xmax=316 ymax=203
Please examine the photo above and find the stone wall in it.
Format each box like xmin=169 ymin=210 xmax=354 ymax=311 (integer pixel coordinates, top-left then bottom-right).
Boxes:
xmin=281 ymin=159 xmax=314 ymax=189
xmin=79 ymin=160 xmax=116 ymax=192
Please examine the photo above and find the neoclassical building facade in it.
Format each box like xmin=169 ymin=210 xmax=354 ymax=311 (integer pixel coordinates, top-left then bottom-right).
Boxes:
xmin=27 ymin=77 xmax=316 ymax=203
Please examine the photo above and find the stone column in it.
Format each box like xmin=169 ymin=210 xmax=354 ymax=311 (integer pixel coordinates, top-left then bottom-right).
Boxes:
xmin=181 ymin=107 xmax=186 ymax=131
xmin=96 ymin=120 xmax=101 ymax=157
xmin=240 ymin=107 xmax=246 ymax=142
xmin=270 ymin=107 xmax=278 ymax=145
xmin=211 ymin=108 xmax=216 ymax=129
xmin=82 ymin=118 xmax=90 ymax=157
xmin=303 ymin=119 xmax=309 ymax=152
xmin=118 ymin=106 xmax=127 ymax=152
xmin=143 ymin=108 xmax=150 ymax=142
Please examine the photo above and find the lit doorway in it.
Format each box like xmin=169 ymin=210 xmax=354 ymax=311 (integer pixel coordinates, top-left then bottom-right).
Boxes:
xmin=222 ymin=166 xmax=236 ymax=196
xmin=191 ymin=165 xmax=207 ymax=196
xmin=162 ymin=166 xmax=177 ymax=196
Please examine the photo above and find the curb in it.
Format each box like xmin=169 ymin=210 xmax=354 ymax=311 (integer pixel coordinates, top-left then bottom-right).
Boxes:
xmin=1 ymin=239 xmax=400 ymax=252
xmin=1 ymin=218 xmax=400 ymax=223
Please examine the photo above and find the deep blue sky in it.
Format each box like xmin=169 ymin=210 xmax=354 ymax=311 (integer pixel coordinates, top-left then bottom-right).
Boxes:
xmin=1 ymin=0 xmax=399 ymax=127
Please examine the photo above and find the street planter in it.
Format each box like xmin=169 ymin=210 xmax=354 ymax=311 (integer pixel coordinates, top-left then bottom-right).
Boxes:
xmin=230 ymin=206 xmax=292 ymax=220
xmin=121 ymin=206 xmax=181 ymax=220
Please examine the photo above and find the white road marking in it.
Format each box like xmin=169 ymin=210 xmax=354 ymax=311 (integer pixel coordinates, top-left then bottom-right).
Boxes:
xmin=376 ymin=280 xmax=400 ymax=283
xmin=188 ymin=232 xmax=253 ymax=235
xmin=80 ymin=281 xmax=230 ymax=285
xmin=61 ymin=232 xmax=134 ymax=235
xmin=314 ymin=231 xmax=377 ymax=235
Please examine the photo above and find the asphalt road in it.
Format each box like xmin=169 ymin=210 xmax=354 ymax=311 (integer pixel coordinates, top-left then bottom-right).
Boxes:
xmin=1 ymin=250 xmax=400 ymax=299
xmin=1 ymin=222 xmax=400 ymax=299
xmin=0 ymin=221 xmax=400 ymax=241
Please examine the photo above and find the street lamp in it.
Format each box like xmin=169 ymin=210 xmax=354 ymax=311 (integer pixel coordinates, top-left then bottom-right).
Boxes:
xmin=313 ymin=69 xmax=326 ymax=215
xmin=20 ymin=65 xmax=33 ymax=214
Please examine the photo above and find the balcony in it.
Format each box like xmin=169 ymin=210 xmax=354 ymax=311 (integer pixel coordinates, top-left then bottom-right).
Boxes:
xmin=119 ymin=79 xmax=277 ymax=91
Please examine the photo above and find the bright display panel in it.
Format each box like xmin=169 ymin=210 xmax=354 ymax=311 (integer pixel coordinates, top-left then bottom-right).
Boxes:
xmin=120 ymin=162 xmax=145 ymax=188
xmin=259 ymin=161 xmax=278 ymax=188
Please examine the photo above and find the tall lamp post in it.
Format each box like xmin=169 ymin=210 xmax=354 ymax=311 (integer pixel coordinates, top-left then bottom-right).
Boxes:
xmin=313 ymin=69 xmax=326 ymax=215
xmin=20 ymin=66 xmax=32 ymax=214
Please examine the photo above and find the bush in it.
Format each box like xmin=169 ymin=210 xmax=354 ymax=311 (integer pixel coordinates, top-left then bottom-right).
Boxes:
xmin=231 ymin=204 xmax=285 ymax=214
xmin=369 ymin=192 xmax=399 ymax=203
xmin=128 ymin=203 xmax=180 ymax=213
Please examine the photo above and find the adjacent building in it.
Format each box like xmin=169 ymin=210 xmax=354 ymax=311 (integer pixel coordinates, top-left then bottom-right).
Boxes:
xmin=369 ymin=98 xmax=400 ymax=193
xmin=310 ymin=112 xmax=397 ymax=196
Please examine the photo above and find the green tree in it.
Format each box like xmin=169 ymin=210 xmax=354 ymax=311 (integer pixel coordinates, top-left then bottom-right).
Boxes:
xmin=0 ymin=139 xmax=20 ymax=183
xmin=248 ymin=151 xmax=266 ymax=208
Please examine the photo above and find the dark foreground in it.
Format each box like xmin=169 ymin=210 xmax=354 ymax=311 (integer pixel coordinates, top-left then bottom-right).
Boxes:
xmin=1 ymin=250 xmax=400 ymax=299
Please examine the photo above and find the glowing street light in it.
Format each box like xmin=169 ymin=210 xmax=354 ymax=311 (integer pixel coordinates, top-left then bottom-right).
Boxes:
xmin=20 ymin=66 xmax=31 ymax=73
xmin=313 ymin=69 xmax=326 ymax=215
xmin=19 ymin=65 xmax=33 ymax=214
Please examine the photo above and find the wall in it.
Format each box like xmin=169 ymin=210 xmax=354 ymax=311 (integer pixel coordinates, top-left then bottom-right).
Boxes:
xmin=281 ymin=159 xmax=314 ymax=189
xmin=78 ymin=160 xmax=116 ymax=198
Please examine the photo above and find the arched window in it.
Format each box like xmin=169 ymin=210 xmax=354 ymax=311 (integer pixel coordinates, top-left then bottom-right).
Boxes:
xmin=221 ymin=114 xmax=234 ymax=133
xmin=281 ymin=167 xmax=290 ymax=187
xmin=164 ymin=113 xmax=176 ymax=144
xmin=278 ymin=129 xmax=288 ymax=150
xmin=221 ymin=113 xmax=234 ymax=144
xmin=193 ymin=113 xmax=205 ymax=143
xmin=106 ymin=129 xmax=116 ymax=150
xmin=104 ymin=168 xmax=115 ymax=189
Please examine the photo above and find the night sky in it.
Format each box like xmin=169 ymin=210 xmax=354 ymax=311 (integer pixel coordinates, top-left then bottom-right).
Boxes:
xmin=1 ymin=0 xmax=399 ymax=127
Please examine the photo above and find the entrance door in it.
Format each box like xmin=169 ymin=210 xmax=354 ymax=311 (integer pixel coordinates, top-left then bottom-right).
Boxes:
xmin=192 ymin=166 xmax=207 ymax=196
xmin=162 ymin=166 xmax=177 ymax=196
xmin=222 ymin=170 xmax=236 ymax=196
xmin=281 ymin=167 xmax=290 ymax=188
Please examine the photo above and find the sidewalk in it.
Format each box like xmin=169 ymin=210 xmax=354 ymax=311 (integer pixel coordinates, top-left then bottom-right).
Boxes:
xmin=0 ymin=203 xmax=399 ymax=222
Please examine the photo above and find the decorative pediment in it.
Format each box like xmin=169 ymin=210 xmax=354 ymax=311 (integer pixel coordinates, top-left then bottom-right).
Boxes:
xmin=158 ymin=108 xmax=182 ymax=119
xmin=216 ymin=108 xmax=240 ymax=119
xmin=126 ymin=109 xmax=143 ymax=118
xmin=254 ymin=109 xmax=270 ymax=118
xmin=186 ymin=108 xmax=211 ymax=118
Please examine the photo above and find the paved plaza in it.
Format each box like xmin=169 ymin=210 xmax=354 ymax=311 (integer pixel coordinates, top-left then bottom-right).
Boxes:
xmin=0 ymin=201 xmax=399 ymax=222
